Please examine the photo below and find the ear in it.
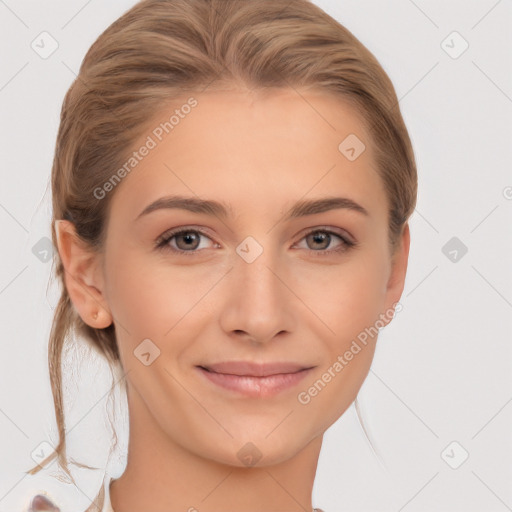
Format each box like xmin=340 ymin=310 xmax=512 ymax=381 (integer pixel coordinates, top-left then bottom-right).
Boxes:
xmin=381 ymin=223 xmax=411 ymax=325
xmin=54 ymin=220 xmax=112 ymax=329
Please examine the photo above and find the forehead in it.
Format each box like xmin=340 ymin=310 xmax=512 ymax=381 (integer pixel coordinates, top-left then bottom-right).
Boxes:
xmin=107 ymin=87 xmax=386 ymax=223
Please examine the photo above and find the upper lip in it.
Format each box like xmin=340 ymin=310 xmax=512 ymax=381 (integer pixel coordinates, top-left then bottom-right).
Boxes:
xmin=198 ymin=361 xmax=314 ymax=377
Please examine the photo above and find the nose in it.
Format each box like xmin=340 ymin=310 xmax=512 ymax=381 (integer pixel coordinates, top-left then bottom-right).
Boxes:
xmin=218 ymin=241 xmax=296 ymax=345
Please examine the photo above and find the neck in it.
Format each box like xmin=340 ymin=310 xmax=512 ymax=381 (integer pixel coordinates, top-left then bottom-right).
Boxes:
xmin=109 ymin=383 xmax=323 ymax=512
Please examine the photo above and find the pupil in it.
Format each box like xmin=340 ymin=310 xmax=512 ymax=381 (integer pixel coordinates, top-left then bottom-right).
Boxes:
xmin=180 ymin=232 xmax=198 ymax=249
xmin=312 ymin=232 xmax=328 ymax=248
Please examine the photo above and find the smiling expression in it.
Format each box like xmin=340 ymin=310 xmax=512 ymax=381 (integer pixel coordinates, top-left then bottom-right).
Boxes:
xmin=95 ymin=86 xmax=408 ymax=467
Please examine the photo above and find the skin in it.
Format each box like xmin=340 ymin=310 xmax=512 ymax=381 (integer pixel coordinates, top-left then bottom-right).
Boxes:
xmin=56 ymin=86 xmax=410 ymax=512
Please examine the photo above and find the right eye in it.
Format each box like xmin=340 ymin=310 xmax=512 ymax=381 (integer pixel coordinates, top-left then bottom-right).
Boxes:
xmin=155 ymin=227 xmax=219 ymax=255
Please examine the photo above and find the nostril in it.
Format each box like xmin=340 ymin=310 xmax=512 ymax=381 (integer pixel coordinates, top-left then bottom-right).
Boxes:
xmin=29 ymin=494 xmax=60 ymax=512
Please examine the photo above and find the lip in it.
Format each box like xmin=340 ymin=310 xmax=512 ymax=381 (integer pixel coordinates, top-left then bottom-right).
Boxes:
xmin=196 ymin=361 xmax=315 ymax=398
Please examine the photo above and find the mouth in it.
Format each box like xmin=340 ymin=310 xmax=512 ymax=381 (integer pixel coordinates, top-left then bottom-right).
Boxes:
xmin=196 ymin=361 xmax=315 ymax=398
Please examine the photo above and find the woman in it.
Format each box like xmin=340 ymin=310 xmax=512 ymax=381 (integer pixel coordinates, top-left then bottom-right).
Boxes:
xmin=27 ymin=0 xmax=417 ymax=510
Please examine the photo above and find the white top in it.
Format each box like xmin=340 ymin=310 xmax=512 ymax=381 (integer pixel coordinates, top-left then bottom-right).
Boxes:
xmin=84 ymin=473 xmax=115 ymax=512
xmin=101 ymin=474 xmax=115 ymax=512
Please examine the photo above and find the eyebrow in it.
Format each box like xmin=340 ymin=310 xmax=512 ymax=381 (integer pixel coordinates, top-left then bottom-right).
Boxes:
xmin=135 ymin=194 xmax=369 ymax=222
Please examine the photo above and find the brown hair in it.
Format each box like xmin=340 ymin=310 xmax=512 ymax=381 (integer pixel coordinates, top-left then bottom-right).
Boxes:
xmin=27 ymin=0 xmax=417 ymax=480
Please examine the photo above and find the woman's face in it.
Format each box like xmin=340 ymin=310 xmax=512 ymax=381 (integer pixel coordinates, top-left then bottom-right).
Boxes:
xmin=82 ymin=87 xmax=409 ymax=467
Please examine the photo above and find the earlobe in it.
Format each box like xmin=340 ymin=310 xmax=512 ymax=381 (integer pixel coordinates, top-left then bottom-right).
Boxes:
xmin=54 ymin=220 xmax=112 ymax=329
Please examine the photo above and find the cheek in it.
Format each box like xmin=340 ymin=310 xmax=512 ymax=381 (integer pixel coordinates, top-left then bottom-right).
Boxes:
xmin=301 ymin=252 xmax=389 ymax=342
xmin=103 ymin=247 xmax=173 ymax=343
xmin=295 ymin=257 xmax=387 ymax=426
xmin=104 ymin=248 xmax=217 ymax=348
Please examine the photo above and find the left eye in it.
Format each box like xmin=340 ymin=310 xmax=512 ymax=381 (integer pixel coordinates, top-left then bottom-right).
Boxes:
xmin=294 ymin=229 xmax=353 ymax=253
xmin=155 ymin=228 xmax=355 ymax=255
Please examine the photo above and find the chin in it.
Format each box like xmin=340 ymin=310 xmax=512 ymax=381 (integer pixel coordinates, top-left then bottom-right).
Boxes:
xmin=195 ymin=427 xmax=314 ymax=469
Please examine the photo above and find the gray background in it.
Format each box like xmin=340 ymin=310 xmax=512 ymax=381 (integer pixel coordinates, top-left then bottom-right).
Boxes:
xmin=0 ymin=0 xmax=511 ymax=510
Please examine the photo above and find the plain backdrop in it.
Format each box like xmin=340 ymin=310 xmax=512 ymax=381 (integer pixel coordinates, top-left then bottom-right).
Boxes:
xmin=1 ymin=1 xmax=511 ymax=511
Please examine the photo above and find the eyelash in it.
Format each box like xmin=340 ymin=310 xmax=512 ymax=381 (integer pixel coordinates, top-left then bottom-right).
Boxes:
xmin=155 ymin=226 xmax=357 ymax=257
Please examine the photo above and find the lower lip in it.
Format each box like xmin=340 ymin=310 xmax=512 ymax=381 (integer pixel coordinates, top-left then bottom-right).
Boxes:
xmin=196 ymin=367 xmax=314 ymax=398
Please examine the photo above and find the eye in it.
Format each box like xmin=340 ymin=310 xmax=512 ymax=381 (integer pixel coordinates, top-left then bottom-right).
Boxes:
xmin=155 ymin=226 xmax=356 ymax=256
xmin=155 ymin=228 xmax=217 ymax=255
xmin=293 ymin=228 xmax=356 ymax=255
